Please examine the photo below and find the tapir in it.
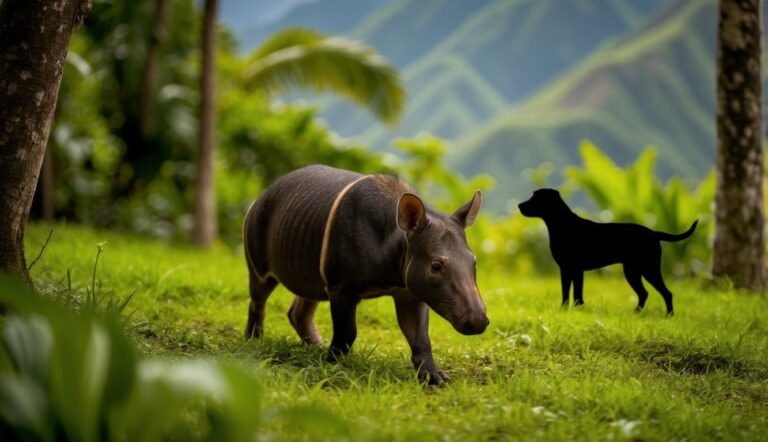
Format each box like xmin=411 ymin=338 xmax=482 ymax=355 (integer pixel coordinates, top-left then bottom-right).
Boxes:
xmin=242 ymin=165 xmax=488 ymax=384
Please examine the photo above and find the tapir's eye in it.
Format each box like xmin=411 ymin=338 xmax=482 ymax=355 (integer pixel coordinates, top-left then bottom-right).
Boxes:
xmin=430 ymin=260 xmax=443 ymax=273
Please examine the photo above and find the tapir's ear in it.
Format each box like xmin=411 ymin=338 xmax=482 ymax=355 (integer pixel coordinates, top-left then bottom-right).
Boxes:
xmin=397 ymin=193 xmax=427 ymax=233
xmin=453 ymin=190 xmax=482 ymax=228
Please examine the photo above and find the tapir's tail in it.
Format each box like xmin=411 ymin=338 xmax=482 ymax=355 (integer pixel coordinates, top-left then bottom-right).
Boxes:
xmin=655 ymin=220 xmax=698 ymax=242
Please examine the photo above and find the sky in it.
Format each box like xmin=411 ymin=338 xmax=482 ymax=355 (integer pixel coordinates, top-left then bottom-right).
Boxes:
xmin=218 ymin=0 xmax=317 ymax=32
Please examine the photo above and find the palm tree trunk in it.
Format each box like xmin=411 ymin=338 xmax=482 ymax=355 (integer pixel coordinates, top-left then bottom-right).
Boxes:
xmin=138 ymin=0 xmax=171 ymax=138
xmin=0 ymin=0 xmax=91 ymax=283
xmin=712 ymin=0 xmax=766 ymax=290
xmin=192 ymin=0 xmax=219 ymax=247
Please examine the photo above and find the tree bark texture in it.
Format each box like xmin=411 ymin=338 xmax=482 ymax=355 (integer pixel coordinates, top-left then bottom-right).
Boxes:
xmin=192 ymin=0 xmax=219 ymax=247
xmin=138 ymin=0 xmax=171 ymax=138
xmin=713 ymin=0 xmax=766 ymax=290
xmin=0 ymin=0 xmax=91 ymax=282
xmin=40 ymin=150 xmax=55 ymax=220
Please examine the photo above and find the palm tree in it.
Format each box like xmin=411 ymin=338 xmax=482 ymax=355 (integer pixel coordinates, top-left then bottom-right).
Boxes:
xmin=243 ymin=27 xmax=404 ymax=124
xmin=712 ymin=0 xmax=765 ymax=289
xmin=191 ymin=27 xmax=405 ymax=246
xmin=192 ymin=0 xmax=220 ymax=247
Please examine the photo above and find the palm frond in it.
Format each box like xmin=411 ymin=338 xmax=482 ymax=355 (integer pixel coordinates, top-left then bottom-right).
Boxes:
xmin=244 ymin=35 xmax=405 ymax=125
xmin=250 ymin=27 xmax=327 ymax=61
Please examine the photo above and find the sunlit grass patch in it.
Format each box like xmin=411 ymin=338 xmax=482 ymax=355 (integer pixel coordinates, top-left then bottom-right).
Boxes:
xmin=23 ymin=223 xmax=768 ymax=440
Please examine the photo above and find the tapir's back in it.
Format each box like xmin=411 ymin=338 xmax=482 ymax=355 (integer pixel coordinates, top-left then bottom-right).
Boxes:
xmin=243 ymin=165 xmax=362 ymax=299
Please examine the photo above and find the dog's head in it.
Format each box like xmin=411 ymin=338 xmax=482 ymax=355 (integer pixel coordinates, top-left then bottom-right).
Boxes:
xmin=518 ymin=188 xmax=566 ymax=218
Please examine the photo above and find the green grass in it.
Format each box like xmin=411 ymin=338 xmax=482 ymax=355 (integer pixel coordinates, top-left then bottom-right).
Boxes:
xmin=25 ymin=223 xmax=768 ymax=441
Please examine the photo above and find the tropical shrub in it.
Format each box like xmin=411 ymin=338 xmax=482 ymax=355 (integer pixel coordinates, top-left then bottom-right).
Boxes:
xmin=565 ymin=141 xmax=715 ymax=276
xmin=393 ymin=133 xmax=495 ymax=211
xmin=0 ymin=276 xmax=350 ymax=441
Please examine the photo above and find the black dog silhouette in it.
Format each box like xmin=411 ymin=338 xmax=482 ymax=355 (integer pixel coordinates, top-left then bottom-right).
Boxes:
xmin=518 ymin=189 xmax=697 ymax=315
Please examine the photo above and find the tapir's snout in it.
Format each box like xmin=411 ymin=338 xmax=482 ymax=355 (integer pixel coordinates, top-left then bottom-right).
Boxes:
xmin=459 ymin=314 xmax=489 ymax=335
xmin=449 ymin=288 xmax=488 ymax=335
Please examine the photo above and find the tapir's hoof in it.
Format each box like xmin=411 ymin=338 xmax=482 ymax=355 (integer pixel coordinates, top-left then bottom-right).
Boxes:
xmin=634 ymin=306 xmax=644 ymax=313
xmin=244 ymin=324 xmax=262 ymax=339
xmin=419 ymin=367 xmax=450 ymax=385
xmin=325 ymin=347 xmax=349 ymax=363
xmin=666 ymin=310 xmax=675 ymax=317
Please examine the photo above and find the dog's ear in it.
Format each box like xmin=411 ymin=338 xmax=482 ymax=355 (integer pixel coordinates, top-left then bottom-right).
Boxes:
xmin=453 ymin=190 xmax=482 ymax=228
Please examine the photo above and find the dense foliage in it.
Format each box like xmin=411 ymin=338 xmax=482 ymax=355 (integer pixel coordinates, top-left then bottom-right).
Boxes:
xmin=0 ymin=276 xmax=351 ymax=441
xmin=40 ymin=0 xmax=394 ymax=244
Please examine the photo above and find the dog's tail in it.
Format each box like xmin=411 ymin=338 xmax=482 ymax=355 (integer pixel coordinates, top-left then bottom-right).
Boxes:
xmin=655 ymin=220 xmax=698 ymax=242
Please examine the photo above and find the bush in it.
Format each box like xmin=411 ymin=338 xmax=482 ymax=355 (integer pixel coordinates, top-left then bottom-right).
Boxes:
xmin=0 ymin=276 xmax=351 ymax=441
xmin=565 ymin=141 xmax=714 ymax=276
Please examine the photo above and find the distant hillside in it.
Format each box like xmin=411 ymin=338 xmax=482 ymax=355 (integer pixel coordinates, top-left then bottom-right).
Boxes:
xmin=221 ymin=0 xmax=766 ymax=213
xmin=452 ymin=0 xmax=732 ymax=210
xmin=349 ymin=0 xmax=495 ymax=68
xmin=232 ymin=0 xmax=389 ymax=51
xmin=332 ymin=0 xmax=666 ymax=151
xmin=220 ymin=0 xmax=315 ymax=36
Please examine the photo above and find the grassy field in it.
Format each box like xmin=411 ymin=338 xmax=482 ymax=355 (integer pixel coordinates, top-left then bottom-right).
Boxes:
xmin=24 ymin=223 xmax=768 ymax=441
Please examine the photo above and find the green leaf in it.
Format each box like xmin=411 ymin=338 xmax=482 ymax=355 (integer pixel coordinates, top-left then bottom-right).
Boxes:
xmin=2 ymin=315 xmax=52 ymax=385
xmin=249 ymin=27 xmax=327 ymax=61
xmin=244 ymin=31 xmax=405 ymax=125
xmin=0 ymin=374 xmax=52 ymax=442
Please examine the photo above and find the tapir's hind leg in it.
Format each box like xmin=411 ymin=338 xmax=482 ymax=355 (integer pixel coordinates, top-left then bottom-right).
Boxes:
xmin=288 ymin=296 xmax=323 ymax=345
xmin=245 ymin=271 xmax=277 ymax=338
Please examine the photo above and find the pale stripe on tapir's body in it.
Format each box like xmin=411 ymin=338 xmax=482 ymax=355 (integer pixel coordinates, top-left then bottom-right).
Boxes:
xmin=319 ymin=175 xmax=372 ymax=291
xmin=242 ymin=164 xmax=488 ymax=384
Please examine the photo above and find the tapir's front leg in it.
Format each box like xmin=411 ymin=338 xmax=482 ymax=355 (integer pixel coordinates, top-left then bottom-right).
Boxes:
xmin=327 ymin=295 xmax=359 ymax=361
xmin=394 ymin=297 xmax=449 ymax=385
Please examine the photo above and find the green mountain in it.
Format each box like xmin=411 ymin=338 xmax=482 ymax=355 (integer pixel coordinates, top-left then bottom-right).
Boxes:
xmin=233 ymin=0 xmax=389 ymax=51
xmin=349 ymin=0 xmax=495 ymax=68
xmin=452 ymin=0 xmax=724 ymax=209
xmin=320 ymin=0 xmax=666 ymax=151
xmin=223 ymin=0 xmax=762 ymax=212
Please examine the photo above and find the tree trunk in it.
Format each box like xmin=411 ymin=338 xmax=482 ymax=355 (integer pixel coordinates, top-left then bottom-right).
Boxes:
xmin=712 ymin=0 xmax=766 ymax=290
xmin=192 ymin=0 xmax=219 ymax=247
xmin=0 ymin=0 xmax=91 ymax=283
xmin=40 ymin=150 xmax=55 ymax=220
xmin=138 ymin=0 xmax=171 ymax=138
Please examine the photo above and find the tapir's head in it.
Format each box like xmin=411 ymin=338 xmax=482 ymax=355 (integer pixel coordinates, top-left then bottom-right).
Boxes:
xmin=518 ymin=188 xmax=566 ymax=219
xmin=397 ymin=191 xmax=488 ymax=335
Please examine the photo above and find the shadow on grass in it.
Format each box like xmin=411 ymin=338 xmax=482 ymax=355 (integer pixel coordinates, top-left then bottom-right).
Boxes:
xmin=551 ymin=332 xmax=766 ymax=379
xmin=234 ymin=336 xmax=420 ymax=389
xmin=636 ymin=341 xmax=754 ymax=377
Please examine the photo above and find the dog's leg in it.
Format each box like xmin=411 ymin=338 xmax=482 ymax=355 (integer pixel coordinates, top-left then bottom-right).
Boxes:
xmin=643 ymin=266 xmax=674 ymax=316
xmin=559 ymin=269 xmax=572 ymax=307
xmin=623 ymin=264 xmax=648 ymax=312
xmin=572 ymin=271 xmax=584 ymax=306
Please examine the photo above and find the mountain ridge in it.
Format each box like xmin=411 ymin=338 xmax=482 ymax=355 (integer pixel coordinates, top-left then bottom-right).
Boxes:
xmin=452 ymin=0 xmax=723 ymax=209
xmin=220 ymin=0 xmax=762 ymax=212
